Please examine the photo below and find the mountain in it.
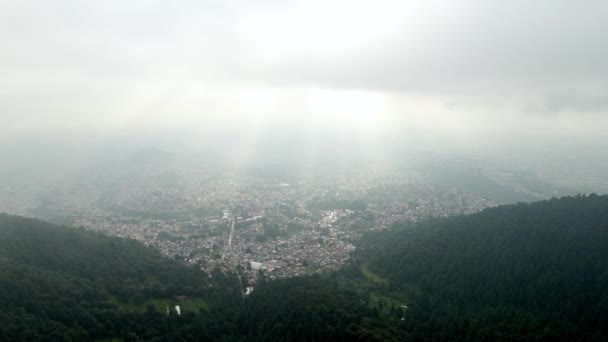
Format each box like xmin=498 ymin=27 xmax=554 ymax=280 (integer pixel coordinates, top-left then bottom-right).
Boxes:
xmin=421 ymin=159 xmax=578 ymax=204
xmin=2 ymin=195 xmax=608 ymax=340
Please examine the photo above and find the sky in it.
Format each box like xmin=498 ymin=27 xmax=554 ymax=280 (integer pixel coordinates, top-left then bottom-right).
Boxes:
xmin=2 ymin=0 xmax=608 ymax=161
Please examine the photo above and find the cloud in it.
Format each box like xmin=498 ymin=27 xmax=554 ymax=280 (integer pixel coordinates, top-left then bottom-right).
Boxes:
xmin=528 ymin=92 xmax=608 ymax=115
xmin=252 ymin=1 xmax=608 ymax=98
xmin=1 ymin=0 xmax=608 ymax=147
xmin=0 ymin=1 xmax=259 ymax=82
xmin=5 ymin=1 xmax=607 ymax=94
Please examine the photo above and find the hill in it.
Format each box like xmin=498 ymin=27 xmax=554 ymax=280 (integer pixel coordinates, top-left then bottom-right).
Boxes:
xmin=358 ymin=194 xmax=608 ymax=340
xmin=0 ymin=214 xmax=241 ymax=340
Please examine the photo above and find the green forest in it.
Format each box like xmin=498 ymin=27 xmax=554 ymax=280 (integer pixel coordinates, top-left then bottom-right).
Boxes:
xmin=357 ymin=194 xmax=608 ymax=340
xmin=2 ymin=194 xmax=608 ymax=340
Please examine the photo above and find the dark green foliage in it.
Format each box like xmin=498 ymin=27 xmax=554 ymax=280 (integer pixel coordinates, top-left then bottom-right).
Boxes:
xmin=0 ymin=214 xmax=215 ymax=340
xmin=236 ymin=275 xmax=404 ymax=341
xmin=358 ymin=194 xmax=608 ymax=340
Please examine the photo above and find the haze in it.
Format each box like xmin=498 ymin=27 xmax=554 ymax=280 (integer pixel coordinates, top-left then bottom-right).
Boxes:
xmin=2 ymin=0 xmax=608 ymax=192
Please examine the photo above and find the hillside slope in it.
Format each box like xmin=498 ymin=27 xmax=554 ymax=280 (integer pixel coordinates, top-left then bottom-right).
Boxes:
xmin=0 ymin=214 xmax=233 ymax=340
xmin=359 ymin=194 xmax=608 ymax=340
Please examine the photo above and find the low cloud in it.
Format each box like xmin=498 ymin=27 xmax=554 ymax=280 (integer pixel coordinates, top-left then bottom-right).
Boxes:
xmin=528 ymin=92 xmax=608 ymax=115
xmin=1 ymin=0 xmax=607 ymax=148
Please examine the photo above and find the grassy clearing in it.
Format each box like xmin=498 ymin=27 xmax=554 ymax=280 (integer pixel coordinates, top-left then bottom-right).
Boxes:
xmin=360 ymin=262 xmax=389 ymax=285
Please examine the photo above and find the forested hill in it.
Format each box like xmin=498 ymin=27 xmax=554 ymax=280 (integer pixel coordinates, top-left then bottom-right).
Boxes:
xmin=2 ymin=195 xmax=608 ymax=340
xmin=358 ymin=194 xmax=608 ymax=340
xmin=0 ymin=214 xmax=209 ymax=296
xmin=0 ymin=214 xmax=240 ymax=340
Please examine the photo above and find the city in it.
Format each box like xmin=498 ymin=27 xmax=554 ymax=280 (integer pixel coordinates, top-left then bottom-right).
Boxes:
xmin=0 ymin=164 xmax=496 ymax=290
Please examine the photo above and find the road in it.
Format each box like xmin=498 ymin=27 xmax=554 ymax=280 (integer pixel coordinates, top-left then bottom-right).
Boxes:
xmin=221 ymin=219 xmax=236 ymax=260
xmin=228 ymin=219 xmax=236 ymax=246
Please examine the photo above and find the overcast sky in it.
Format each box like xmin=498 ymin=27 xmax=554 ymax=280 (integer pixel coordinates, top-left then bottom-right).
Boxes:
xmin=2 ymin=0 xmax=608 ymax=154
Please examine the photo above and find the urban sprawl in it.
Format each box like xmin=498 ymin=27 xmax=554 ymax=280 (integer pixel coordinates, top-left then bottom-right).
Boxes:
xmin=0 ymin=167 xmax=496 ymax=292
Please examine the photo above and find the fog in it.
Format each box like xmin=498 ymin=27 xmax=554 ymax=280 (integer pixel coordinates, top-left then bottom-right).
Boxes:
xmin=2 ymin=0 xmax=608 ymax=192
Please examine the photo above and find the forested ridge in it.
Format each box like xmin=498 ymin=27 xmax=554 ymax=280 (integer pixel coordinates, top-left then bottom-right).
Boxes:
xmin=0 ymin=214 xmax=240 ymax=340
xmin=2 ymin=195 xmax=608 ymax=340
xmin=358 ymin=194 xmax=608 ymax=340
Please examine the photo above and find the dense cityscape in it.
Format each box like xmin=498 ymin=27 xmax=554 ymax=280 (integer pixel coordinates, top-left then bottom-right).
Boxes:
xmin=0 ymin=163 xmax=496 ymax=290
